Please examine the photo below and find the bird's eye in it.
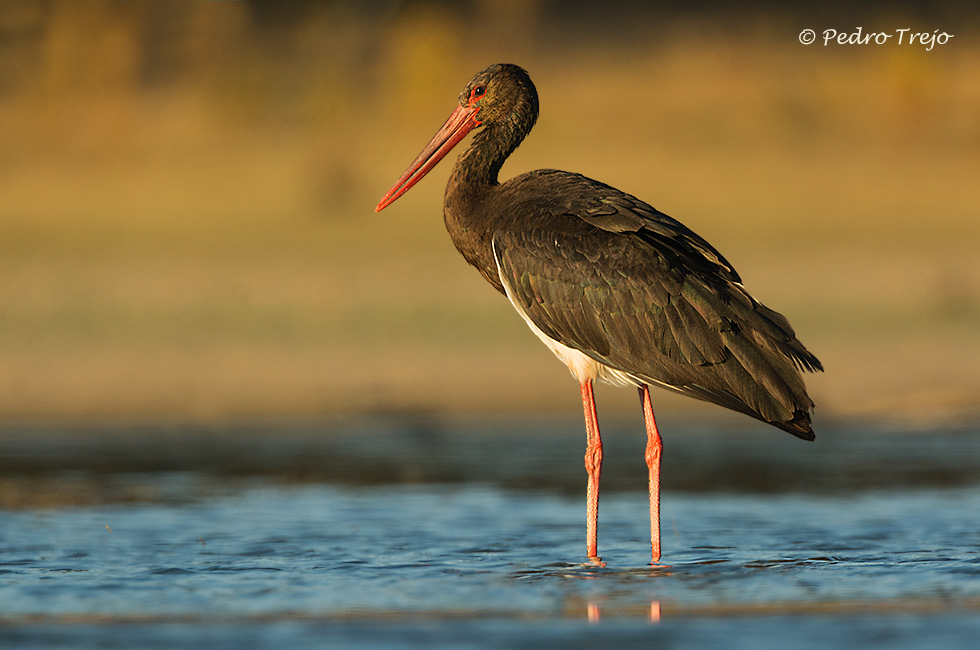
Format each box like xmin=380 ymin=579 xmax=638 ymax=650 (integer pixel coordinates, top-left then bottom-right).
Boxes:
xmin=472 ymin=85 xmax=486 ymax=99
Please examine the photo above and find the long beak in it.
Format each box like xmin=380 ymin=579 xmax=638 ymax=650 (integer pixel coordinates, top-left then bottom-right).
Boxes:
xmin=375 ymin=104 xmax=481 ymax=212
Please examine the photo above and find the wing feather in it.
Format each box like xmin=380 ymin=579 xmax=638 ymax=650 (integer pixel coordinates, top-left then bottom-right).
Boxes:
xmin=489 ymin=172 xmax=821 ymax=438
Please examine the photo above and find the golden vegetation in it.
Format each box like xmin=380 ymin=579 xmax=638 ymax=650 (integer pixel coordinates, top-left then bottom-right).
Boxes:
xmin=1 ymin=2 xmax=978 ymax=424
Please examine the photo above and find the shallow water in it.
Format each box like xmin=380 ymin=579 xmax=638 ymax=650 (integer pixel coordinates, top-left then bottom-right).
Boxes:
xmin=2 ymin=418 xmax=979 ymax=648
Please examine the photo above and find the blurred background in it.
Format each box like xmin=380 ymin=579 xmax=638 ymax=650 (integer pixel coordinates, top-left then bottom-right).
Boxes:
xmin=4 ymin=6 xmax=980 ymax=637
xmin=1 ymin=0 xmax=978 ymax=425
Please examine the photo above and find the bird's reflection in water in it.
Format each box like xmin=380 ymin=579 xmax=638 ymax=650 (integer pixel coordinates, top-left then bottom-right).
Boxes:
xmin=586 ymin=601 xmax=662 ymax=623
xmin=587 ymin=602 xmax=600 ymax=623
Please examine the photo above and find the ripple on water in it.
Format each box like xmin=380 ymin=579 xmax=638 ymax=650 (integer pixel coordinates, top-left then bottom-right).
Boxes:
xmin=2 ymin=424 xmax=980 ymax=648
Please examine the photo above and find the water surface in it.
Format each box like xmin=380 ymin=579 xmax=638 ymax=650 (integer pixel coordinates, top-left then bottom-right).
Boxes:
xmin=2 ymin=418 xmax=979 ymax=648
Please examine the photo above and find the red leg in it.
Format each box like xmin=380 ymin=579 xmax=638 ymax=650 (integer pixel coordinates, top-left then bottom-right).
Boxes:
xmin=639 ymin=384 xmax=663 ymax=564
xmin=580 ymin=379 xmax=603 ymax=562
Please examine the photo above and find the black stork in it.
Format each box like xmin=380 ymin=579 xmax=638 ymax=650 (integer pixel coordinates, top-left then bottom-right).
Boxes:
xmin=376 ymin=63 xmax=822 ymax=564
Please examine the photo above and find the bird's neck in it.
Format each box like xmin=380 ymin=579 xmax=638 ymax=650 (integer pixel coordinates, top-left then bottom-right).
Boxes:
xmin=443 ymin=122 xmax=526 ymax=294
xmin=450 ymin=122 xmax=518 ymax=191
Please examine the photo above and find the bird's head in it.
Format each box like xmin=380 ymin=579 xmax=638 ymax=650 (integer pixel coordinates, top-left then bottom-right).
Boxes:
xmin=376 ymin=63 xmax=538 ymax=212
xmin=456 ymin=63 xmax=538 ymax=130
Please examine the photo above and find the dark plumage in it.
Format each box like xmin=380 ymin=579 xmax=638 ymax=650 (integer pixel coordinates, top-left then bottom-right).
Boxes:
xmin=377 ymin=63 xmax=822 ymax=563
xmin=491 ymin=171 xmax=822 ymax=439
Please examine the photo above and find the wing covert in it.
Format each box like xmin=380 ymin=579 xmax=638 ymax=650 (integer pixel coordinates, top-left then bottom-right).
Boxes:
xmin=491 ymin=217 xmax=820 ymax=437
